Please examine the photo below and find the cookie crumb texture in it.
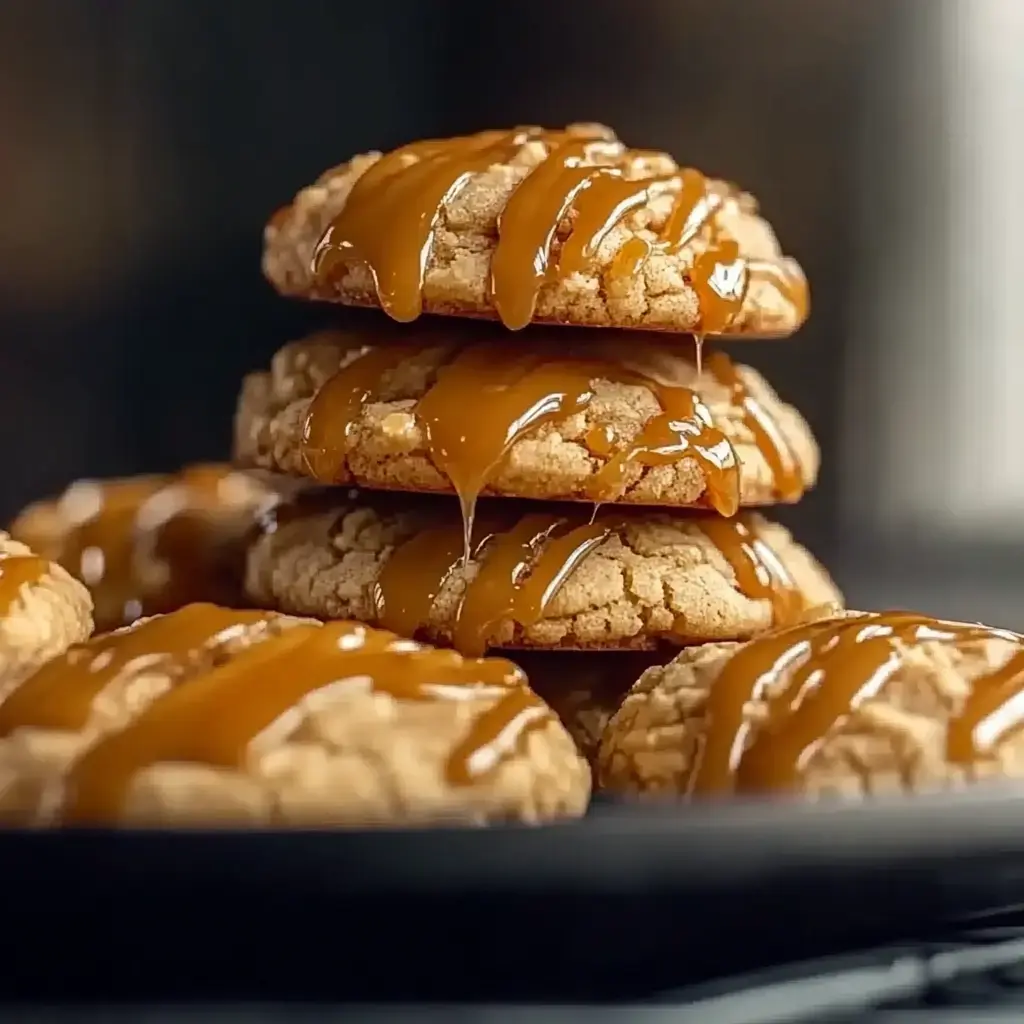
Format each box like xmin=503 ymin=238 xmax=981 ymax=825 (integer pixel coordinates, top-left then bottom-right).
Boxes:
xmin=0 ymin=532 xmax=93 ymax=695
xmin=263 ymin=128 xmax=806 ymax=336
xmin=234 ymin=331 xmax=818 ymax=509
xmin=245 ymin=498 xmax=842 ymax=650
xmin=0 ymin=605 xmax=588 ymax=827
xmin=598 ymin=617 xmax=1024 ymax=799
xmin=9 ymin=466 xmax=277 ymax=633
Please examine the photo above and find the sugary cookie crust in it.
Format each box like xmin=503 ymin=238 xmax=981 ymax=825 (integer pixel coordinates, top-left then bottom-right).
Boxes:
xmin=244 ymin=499 xmax=843 ymax=651
xmin=0 ymin=532 xmax=93 ymax=697
xmin=233 ymin=331 xmax=819 ymax=509
xmin=263 ymin=135 xmax=805 ymax=336
xmin=0 ymin=609 xmax=589 ymax=827
xmin=598 ymin=615 xmax=1024 ymax=799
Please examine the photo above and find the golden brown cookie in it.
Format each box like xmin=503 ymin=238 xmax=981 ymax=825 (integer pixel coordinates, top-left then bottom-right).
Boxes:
xmin=0 ymin=531 xmax=93 ymax=695
xmin=0 ymin=603 xmax=588 ymax=827
xmin=9 ymin=465 xmax=277 ymax=632
xmin=515 ymin=650 xmax=663 ymax=766
xmin=244 ymin=492 xmax=842 ymax=654
xmin=263 ymin=124 xmax=807 ymax=336
xmin=598 ymin=611 xmax=1024 ymax=801
xmin=234 ymin=327 xmax=818 ymax=515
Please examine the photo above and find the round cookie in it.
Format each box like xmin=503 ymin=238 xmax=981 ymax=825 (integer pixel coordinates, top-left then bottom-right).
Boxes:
xmin=0 ymin=531 xmax=93 ymax=696
xmin=263 ymin=124 xmax=807 ymax=337
xmin=245 ymin=492 xmax=843 ymax=654
xmin=10 ymin=465 xmax=278 ymax=632
xmin=0 ymin=603 xmax=588 ymax=827
xmin=598 ymin=610 xmax=1024 ymax=801
xmin=514 ymin=649 xmax=664 ymax=766
xmin=234 ymin=327 xmax=818 ymax=512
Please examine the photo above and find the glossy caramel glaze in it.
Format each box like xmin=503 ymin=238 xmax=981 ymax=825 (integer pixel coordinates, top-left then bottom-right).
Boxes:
xmin=9 ymin=466 xmax=272 ymax=631
xmin=309 ymin=125 xmax=808 ymax=332
xmin=0 ymin=603 xmax=546 ymax=824
xmin=686 ymin=612 xmax=1024 ymax=796
xmin=0 ymin=549 xmax=48 ymax=614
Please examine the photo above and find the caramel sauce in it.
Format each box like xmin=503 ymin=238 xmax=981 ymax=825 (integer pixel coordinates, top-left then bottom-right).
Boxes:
xmin=688 ymin=613 xmax=1023 ymax=796
xmin=372 ymin=507 xmax=612 ymax=657
xmin=699 ymin=516 xmax=804 ymax=626
xmin=948 ymin=649 xmax=1024 ymax=766
xmin=309 ymin=128 xmax=805 ymax=331
xmin=705 ymin=350 xmax=805 ymax=503
xmin=55 ymin=614 xmax=538 ymax=823
xmin=15 ymin=467 xmax=264 ymax=631
xmin=300 ymin=338 xmax=744 ymax=558
xmin=0 ymin=604 xmax=274 ymax=737
xmin=0 ymin=551 xmax=48 ymax=613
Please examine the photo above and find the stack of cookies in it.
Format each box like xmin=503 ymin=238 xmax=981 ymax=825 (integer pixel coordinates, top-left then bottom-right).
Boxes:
xmin=5 ymin=122 xmax=1024 ymax=828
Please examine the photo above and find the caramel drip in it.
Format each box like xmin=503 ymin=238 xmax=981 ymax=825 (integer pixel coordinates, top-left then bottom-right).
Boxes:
xmin=302 ymin=338 xmax=741 ymax=552
xmin=300 ymin=343 xmax=421 ymax=483
xmin=59 ymin=620 xmax=534 ymax=823
xmin=688 ymin=613 xmax=1014 ymax=796
xmin=0 ymin=552 xmax=48 ymax=613
xmin=689 ymin=239 xmax=749 ymax=334
xmin=492 ymin=137 xmax=618 ymax=329
xmin=313 ymin=130 xmax=530 ymax=322
xmin=586 ymin=384 xmax=739 ymax=517
xmin=454 ymin=512 xmax=611 ymax=657
xmin=609 ymin=169 xmax=721 ymax=280
xmin=705 ymin=350 xmax=804 ymax=503
xmin=373 ymin=509 xmax=611 ymax=657
xmin=556 ymin=171 xmax=676 ymax=279
xmin=948 ymin=649 xmax=1024 ymax=765
xmin=699 ymin=517 xmax=804 ymax=626
xmin=413 ymin=344 xmax=601 ymax=554
xmin=0 ymin=604 xmax=273 ymax=737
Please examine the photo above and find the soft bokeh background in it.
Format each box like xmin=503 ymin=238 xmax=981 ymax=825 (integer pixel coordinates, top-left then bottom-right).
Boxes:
xmin=1 ymin=0 xmax=1021 ymax=624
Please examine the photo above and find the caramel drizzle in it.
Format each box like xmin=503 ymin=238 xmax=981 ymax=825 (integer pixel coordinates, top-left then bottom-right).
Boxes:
xmin=0 ymin=550 xmax=48 ymax=614
xmin=300 ymin=339 xmax=744 ymax=562
xmin=688 ymin=612 xmax=1024 ymax=797
xmin=51 ymin=613 xmax=537 ymax=824
xmin=948 ymin=648 xmax=1024 ymax=768
xmin=310 ymin=127 xmax=805 ymax=331
xmin=699 ymin=516 xmax=804 ymax=626
xmin=372 ymin=508 xmax=611 ymax=658
xmin=705 ymin=350 xmax=805 ymax=503
xmin=0 ymin=604 xmax=275 ymax=737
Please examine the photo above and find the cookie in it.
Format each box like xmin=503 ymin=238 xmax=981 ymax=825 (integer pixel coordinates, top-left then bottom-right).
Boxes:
xmin=514 ymin=650 xmax=663 ymax=766
xmin=10 ymin=465 xmax=277 ymax=632
xmin=234 ymin=327 xmax=818 ymax=515
xmin=245 ymin=492 xmax=843 ymax=654
xmin=0 ymin=532 xmax=93 ymax=695
xmin=598 ymin=611 xmax=1024 ymax=800
xmin=0 ymin=603 xmax=588 ymax=827
xmin=263 ymin=124 xmax=808 ymax=336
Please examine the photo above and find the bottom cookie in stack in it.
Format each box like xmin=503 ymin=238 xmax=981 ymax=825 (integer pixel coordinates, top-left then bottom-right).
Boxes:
xmin=598 ymin=610 xmax=1024 ymax=800
xmin=0 ymin=603 xmax=589 ymax=826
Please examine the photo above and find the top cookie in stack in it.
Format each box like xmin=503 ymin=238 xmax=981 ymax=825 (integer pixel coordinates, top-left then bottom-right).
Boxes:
xmin=238 ymin=122 xmax=839 ymax=660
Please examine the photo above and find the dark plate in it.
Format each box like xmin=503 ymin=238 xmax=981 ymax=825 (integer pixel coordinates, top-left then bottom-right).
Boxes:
xmin=5 ymin=787 xmax=1024 ymax=1003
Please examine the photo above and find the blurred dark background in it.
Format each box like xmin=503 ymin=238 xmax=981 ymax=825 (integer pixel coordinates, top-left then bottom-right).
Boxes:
xmin=2 ymin=0 xmax=1021 ymax=624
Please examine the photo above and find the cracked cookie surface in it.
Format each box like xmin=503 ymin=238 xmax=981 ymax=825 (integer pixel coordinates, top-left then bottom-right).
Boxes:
xmin=263 ymin=125 xmax=806 ymax=336
xmin=0 ymin=532 xmax=93 ymax=696
xmin=245 ymin=492 xmax=842 ymax=652
xmin=598 ymin=611 xmax=1024 ymax=800
xmin=234 ymin=328 xmax=818 ymax=510
xmin=0 ymin=603 xmax=588 ymax=827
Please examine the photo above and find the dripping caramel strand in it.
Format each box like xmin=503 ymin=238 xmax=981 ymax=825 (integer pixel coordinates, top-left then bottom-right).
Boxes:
xmin=57 ymin=619 xmax=542 ymax=824
xmin=299 ymin=339 xmax=743 ymax=558
xmin=688 ymin=613 xmax=1024 ymax=797
xmin=372 ymin=508 xmax=612 ymax=658
xmin=310 ymin=127 xmax=805 ymax=330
